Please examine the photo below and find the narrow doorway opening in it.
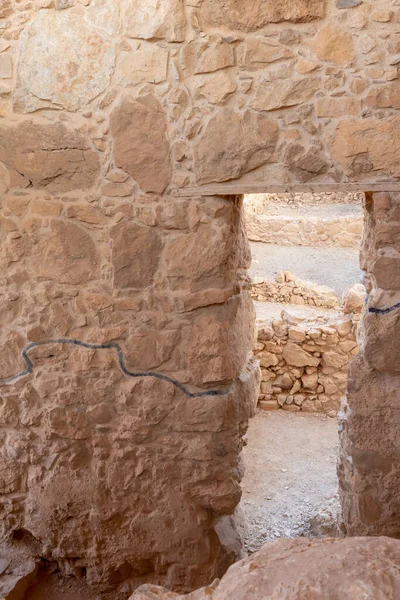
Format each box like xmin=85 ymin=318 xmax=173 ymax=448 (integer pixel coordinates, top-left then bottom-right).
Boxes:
xmin=240 ymin=190 xmax=364 ymax=553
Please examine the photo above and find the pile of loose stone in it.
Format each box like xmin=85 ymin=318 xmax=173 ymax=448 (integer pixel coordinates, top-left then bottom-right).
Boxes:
xmin=254 ymin=282 xmax=364 ymax=414
xmin=252 ymin=271 xmax=341 ymax=308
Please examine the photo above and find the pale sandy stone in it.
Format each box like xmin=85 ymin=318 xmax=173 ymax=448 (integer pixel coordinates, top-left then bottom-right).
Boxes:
xmin=181 ymin=39 xmax=234 ymax=75
xmin=200 ymin=0 xmax=326 ymax=32
xmin=14 ymin=10 xmax=115 ymax=113
xmin=316 ymin=97 xmax=361 ymax=117
xmin=250 ymin=78 xmax=321 ymax=111
xmin=85 ymin=0 xmax=120 ymax=35
xmin=118 ymin=43 xmax=169 ymax=85
xmin=193 ymin=72 xmax=237 ymax=104
xmin=311 ymin=26 xmax=355 ymax=64
xmin=121 ymin=0 xmax=186 ymax=42
xmin=366 ymin=82 xmax=400 ymax=109
xmin=237 ymin=39 xmax=294 ymax=68
xmin=0 ymin=54 xmax=12 ymax=79
xmin=296 ymin=58 xmax=319 ymax=74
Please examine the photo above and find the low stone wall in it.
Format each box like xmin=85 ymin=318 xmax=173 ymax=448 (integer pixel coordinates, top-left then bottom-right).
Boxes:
xmin=251 ymin=272 xmax=341 ymax=309
xmin=255 ymin=311 xmax=360 ymax=414
xmin=246 ymin=214 xmax=363 ymax=248
xmin=247 ymin=193 xmax=363 ymax=210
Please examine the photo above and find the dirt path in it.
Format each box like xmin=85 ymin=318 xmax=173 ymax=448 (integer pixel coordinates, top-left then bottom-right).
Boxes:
xmin=240 ymin=410 xmax=339 ymax=554
xmin=250 ymin=242 xmax=361 ymax=296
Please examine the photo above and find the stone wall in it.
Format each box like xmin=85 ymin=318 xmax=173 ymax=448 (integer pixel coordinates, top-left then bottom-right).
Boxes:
xmin=339 ymin=192 xmax=400 ymax=538
xmin=246 ymin=213 xmax=363 ymax=247
xmin=0 ymin=0 xmax=400 ymax=596
xmin=255 ymin=310 xmax=359 ymax=414
xmin=252 ymin=272 xmax=342 ymax=308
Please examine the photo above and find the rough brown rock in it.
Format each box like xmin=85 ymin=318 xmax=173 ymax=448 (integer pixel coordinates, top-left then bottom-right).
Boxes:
xmin=14 ymin=10 xmax=115 ymax=113
xmin=200 ymin=0 xmax=326 ymax=32
xmin=31 ymin=220 xmax=101 ymax=285
xmin=193 ymin=110 xmax=278 ymax=184
xmin=130 ymin=537 xmax=400 ymax=599
xmin=181 ymin=40 xmax=234 ymax=75
xmin=329 ymin=116 xmax=400 ymax=178
xmin=111 ymin=95 xmax=171 ymax=194
xmin=111 ymin=222 xmax=163 ymax=289
xmin=0 ymin=121 xmax=100 ymax=193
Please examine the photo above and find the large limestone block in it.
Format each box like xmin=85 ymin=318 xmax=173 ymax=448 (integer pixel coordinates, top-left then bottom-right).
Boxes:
xmin=237 ymin=39 xmax=294 ymax=68
xmin=111 ymin=222 xmax=162 ymax=289
xmin=200 ymin=0 xmax=325 ymax=32
xmin=31 ymin=220 xmax=101 ymax=285
xmin=14 ymin=10 xmax=115 ymax=113
xmin=0 ymin=121 xmax=100 ymax=193
xmin=250 ymin=78 xmax=321 ymax=111
xmin=329 ymin=116 xmax=400 ymax=179
xmin=111 ymin=94 xmax=171 ymax=194
xmin=193 ymin=109 xmax=278 ymax=185
xmin=130 ymin=537 xmax=400 ymax=599
xmin=121 ymin=0 xmax=186 ymax=42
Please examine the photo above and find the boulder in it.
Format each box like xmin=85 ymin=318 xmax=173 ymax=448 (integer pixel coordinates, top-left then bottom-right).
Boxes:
xmin=129 ymin=537 xmax=400 ymax=599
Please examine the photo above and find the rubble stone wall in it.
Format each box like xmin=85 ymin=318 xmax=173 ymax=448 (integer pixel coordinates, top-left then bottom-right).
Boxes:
xmin=255 ymin=311 xmax=359 ymax=414
xmin=246 ymin=213 xmax=363 ymax=247
xmin=0 ymin=0 xmax=400 ymax=596
xmin=252 ymin=272 xmax=342 ymax=308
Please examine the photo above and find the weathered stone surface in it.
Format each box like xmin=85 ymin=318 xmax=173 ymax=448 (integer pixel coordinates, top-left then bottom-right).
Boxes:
xmin=111 ymin=94 xmax=171 ymax=194
xmin=194 ymin=110 xmax=278 ymax=184
xmin=329 ymin=116 xmax=400 ymax=178
xmin=200 ymin=0 xmax=326 ymax=32
xmin=366 ymin=82 xmax=400 ymax=109
xmin=31 ymin=220 xmax=101 ymax=285
xmin=181 ymin=40 xmax=234 ymax=75
xmin=85 ymin=0 xmax=120 ymax=35
xmin=237 ymin=39 xmax=293 ymax=68
xmin=14 ymin=10 xmax=115 ymax=113
xmin=118 ymin=44 xmax=169 ymax=85
xmin=111 ymin=222 xmax=162 ymax=289
xmin=0 ymin=121 xmax=100 ymax=193
xmin=0 ymin=54 xmax=12 ymax=79
xmin=316 ymin=97 xmax=361 ymax=117
xmin=250 ymin=78 xmax=321 ymax=111
xmin=311 ymin=26 xmax=355 ymax=64
xmin=0 ymin=0 xmax=11 ymax=18
xmin=121 ymin=0 xmax=186 ymax=42
xmin=194 ymin=72 xmax=237 ymax=104
xmin=130 ymin=537 xmax=400 ymax=599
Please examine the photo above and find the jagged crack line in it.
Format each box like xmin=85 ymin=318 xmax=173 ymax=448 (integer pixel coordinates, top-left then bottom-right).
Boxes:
xmin=0 ymin=339 xmax=231 ymax=398
xmin=369 ymin=302 xmax=400 ymax=315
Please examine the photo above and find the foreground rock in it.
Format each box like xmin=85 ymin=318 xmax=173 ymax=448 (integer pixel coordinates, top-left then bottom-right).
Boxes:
xmin=130 ymin=536 xmax=400 ymax=599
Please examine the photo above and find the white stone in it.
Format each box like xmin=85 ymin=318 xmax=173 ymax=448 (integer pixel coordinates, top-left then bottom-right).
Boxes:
xmin=118 ymin=43 xmax=169 ymax=85
xmin=121 ymin=0 xmax=186 ymax=42
xmin=14 ymin=10 xmax=115 ymax=113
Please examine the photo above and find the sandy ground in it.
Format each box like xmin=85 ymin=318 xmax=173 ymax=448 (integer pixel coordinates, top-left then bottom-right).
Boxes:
xmin=249 ymin=241 xmax=361 ymax=296
xmin=240 ymin=410 xmax=339 ymax=554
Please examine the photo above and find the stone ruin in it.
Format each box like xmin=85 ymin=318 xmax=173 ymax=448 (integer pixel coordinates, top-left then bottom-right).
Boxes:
xmin=1 ymin=0 xmax=400 ymax=597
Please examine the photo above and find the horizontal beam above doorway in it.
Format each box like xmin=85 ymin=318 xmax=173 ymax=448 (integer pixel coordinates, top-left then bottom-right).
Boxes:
xmin=176 ymin=182 xmax=400 ymax=197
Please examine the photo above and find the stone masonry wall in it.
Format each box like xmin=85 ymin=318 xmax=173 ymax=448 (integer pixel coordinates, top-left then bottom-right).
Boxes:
xmin=339 ymin=192 xmax=400 ymax=538
xmin=1 ymin=0 xmax=400 ymax=596
xmin=252 ymin=272 xmax=342 ymax=308
xmin=255 ymin=311 xmax=359 ymax=414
